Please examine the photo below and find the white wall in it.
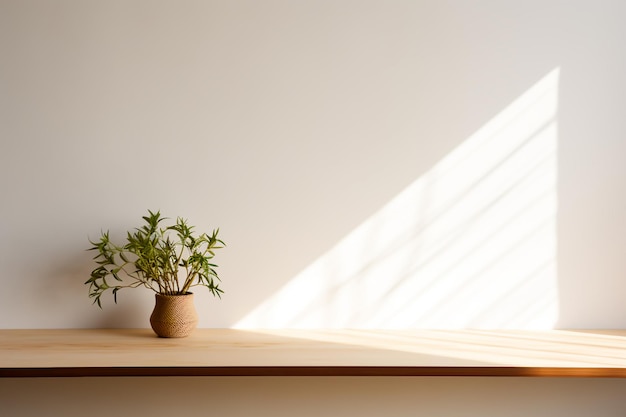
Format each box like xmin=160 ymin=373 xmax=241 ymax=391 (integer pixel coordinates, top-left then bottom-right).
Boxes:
xmin=1 ymin=0 xmax=626 ymax=415
xmin=2 ymin=0 xmax=626 ymax=330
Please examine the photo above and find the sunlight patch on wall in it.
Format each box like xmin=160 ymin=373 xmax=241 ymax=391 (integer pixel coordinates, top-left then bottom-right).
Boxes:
xmin=235 ymin=68 xmax=560 ymax=329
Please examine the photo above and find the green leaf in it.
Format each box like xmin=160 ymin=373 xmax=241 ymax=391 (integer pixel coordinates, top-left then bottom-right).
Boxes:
xmin=86 ymin=209 xmax=225 ymax=308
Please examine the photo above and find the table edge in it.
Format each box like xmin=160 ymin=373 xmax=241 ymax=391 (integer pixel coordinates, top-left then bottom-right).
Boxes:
xmin=2 ymin=366 xmax=626 ymax=378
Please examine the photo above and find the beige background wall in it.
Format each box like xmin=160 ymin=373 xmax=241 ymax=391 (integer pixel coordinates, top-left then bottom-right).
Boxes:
xmin=1 ymin=0 xmax=625 ymax=415
xmin=2 ymin=0 xmax=626 ymax=330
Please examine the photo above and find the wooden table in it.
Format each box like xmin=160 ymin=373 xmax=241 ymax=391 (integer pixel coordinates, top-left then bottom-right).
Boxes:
xmin=1 ymin=329 xmax=625 ymax=377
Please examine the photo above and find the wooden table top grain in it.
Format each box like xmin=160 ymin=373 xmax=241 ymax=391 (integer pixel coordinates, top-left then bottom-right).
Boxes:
xmin=1 ymin=328 xmax=625 ymax=377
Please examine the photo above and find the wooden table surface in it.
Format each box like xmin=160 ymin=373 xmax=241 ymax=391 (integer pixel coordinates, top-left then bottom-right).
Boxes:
xmin=1 ymin=329 xmax=625 ymax=377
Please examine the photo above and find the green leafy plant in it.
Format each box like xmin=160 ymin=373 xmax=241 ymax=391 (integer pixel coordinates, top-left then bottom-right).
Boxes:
xmin=86 ymin=210 xmax=224 ymax=307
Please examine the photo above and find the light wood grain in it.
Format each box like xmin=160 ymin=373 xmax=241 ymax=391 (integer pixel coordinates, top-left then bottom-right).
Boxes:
xmin=1 ymin=329 xmax=625 ymax=377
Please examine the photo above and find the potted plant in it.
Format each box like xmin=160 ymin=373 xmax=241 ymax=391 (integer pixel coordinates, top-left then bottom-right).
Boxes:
xmin=86 ymin=210 xmax=225 ymax=337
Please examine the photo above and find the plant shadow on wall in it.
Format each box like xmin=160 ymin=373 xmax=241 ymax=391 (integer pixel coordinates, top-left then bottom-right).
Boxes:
xmin=236 ymin=68 xmax=561 ymax=329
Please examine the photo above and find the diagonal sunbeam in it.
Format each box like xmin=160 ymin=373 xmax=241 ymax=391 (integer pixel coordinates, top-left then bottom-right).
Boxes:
xmin=235 ymin=68 xmax=560 ymax=329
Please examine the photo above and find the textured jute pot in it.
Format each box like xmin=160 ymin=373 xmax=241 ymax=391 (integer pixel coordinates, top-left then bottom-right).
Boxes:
xmin=150 ymin=292 xmax=198 ymax=338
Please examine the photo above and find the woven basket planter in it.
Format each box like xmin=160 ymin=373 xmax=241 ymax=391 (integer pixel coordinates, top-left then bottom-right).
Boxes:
xmin=150 ymin=293 xmax=198 ymax=338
